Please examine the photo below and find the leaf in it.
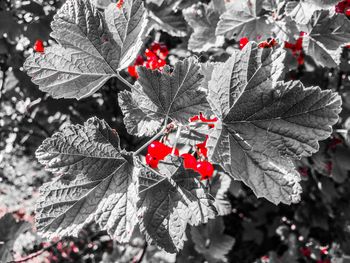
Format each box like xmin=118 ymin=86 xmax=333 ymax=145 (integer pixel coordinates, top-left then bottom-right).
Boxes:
xmin=183 ymin=3 xmax=220 ymax=52
xmin=206 ymin=42 xmax=342 ymax=204
xmin=137 ymin=156 xmax=217 ymax=253
xmin=0 ymin=213 xmax=31 ymax=263
xmin=286 ymin=0 xmax=339 ymax=24
xmin=24 ymin=0 xmax=147 ymax=99
xmin=210 ymin=172 xmax=232 ymax=216
xmin=302 ymin=10 xmax=350 ymax=67
xmin=118 ymin=58 xmax=208 ymax=137
xmin=190 ymin=217 xmax=235 ymax=263
xmin=215 ymin=1 xmax=274 ymax=41
xmin=104 ymin=0 xmax=148 ymax=69
xmin=35 ymin=117 xmax=138 ymax=243
xmin=147 ymin=0 xmax=188 ymax=37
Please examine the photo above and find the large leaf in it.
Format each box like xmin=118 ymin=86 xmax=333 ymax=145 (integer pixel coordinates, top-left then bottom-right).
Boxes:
xmin=215 ymin=1 xmax=274 ymax=41
xmin=286 ymin=0 xmax=339 ymax=24
xmin=24 ymin=0 xmax=147 ymax=99
xmin=206 ymin=42 xmax=342 ymax=204
xmin=190 ymin=217 xmax=235 ymax=263
xmin=302 ymin=10 xmax=350 ymax=68
xmin=183 ymin=3 xmax=220 ymax=52
xmin=118 ymin=57 xmax=208 ymax=137
xmin=0 ymin=213 xmax=31 ymax=263
xmin=35 ymin=117 xmax=138 ymax=243
xmin=137 ymin=156 xmax=217 ymax=253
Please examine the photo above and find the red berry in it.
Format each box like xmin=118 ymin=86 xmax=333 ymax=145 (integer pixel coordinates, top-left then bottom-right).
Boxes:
xmin=239 ymin=37 xmax=249 ymax=50
xmin=181 ymin=154 xmax=197 ymax=170
xmin=196 ymin=161 xmax=214 ymax=180
xmin=135 ymin=55 xmax=144 ymax=66
xmin=149 ymin=59 xmax=159 ymax=70
xmin=146 ymin=153 xmax=159 ymax=168
xmin=34 ymin=40 xmax=44 ymax=53
xmin=300 ymin=247 xmax=311 ymax=257
xmin=297 ymin=53 xmax=304 ymax=65
xmin=196 ymin=136 xmax=208 ymax=158
xmin=158 ymin=59 xmax=166 ymax=68
xmin=143 ymin=61 xmax=150 ymax=68
xmin=116 ymin=0 xmax=124 ymax=9
xmin=190 ymin=115 xmax=200 ymax=122
xmin=345 ymin=8 xmax=350 ymax=16
xmin=150 ymin=42 xmax=161 ymax=52
xmin=159 ymin=45 xmax=169 ymax=59
xmin=128 ymin=65 xmax=138 ymax=78
xmin=148 ymin=141 xmax=170 ymax=160
xmin=145 ymin=49 xmax=157 ymax=60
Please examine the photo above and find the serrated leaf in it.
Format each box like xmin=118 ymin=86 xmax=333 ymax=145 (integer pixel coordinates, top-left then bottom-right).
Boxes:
xmin=215 ymin=1 xmax=274 ymax=41
xmin=190 ymin=217 xmax=235 ymax=263
xmin=24 ymin=0 xmax=147 ymax=99
xmin=302 ymin=10 xmax=350 ymax=67
xmin=0 ymin=213 xmax=31 ymax=263
xmin=118 ymin=58 xmax=208 ymax=137
xmin=183 ymin=3 xmax=220 ymax=52
xmin=286 ymin=0 xmax=339 ymax=24
xmin=137 ymin=156 xmax=217 ymax=253
xmin=35 ymin=117 xmax=138 ymax=243
xmin=105 ymin=0 xmax=148 ymax=69
xmin=206 ymin=42 xmax=342 ymax=204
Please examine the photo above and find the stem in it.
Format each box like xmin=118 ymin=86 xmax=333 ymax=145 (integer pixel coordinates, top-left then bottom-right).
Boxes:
xmin=171 ymin=125 xmax=182 ymax=155
xmin=133 ymin=125 xmax=167 ymax=156
xmin=135 ymin=158 xmax=166 ymax=179
xmin=10 ymin=240 xmax=61 ymax=263
xmin=133 ymin=242 xmax=148 ymax=263
xmin=115 ymin=72 xmax=137 ymax=92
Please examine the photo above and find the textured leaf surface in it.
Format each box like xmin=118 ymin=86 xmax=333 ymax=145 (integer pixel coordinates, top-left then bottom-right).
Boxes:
xmin=0 ymin=213 xmax=31 ymax=263
xmin=118 ymin=58 xmax=208 ymax=137
xmin=286 ymin=0 xmax=339 ymax=24
xmin=35 ymin=117 xmax=138 ymax=242
xmin=210 ymin=172 xmax=232 ymax=216
xmin=105 ymin=0 xmax=148 ymax=69
xmin=137 ymin=156 xmax=217 ymax=253
xmin=183 ymin=3 xmax=220 ymax=52
xmin=190 ymin=217 xmax=235 ymax=263
xmin=207 ymin=42 xmax=342 ymax=204
xmin=24 ymin=0 xmax=147 ymax=99
xmin=215 ymin=2 xmax=273 ymax=40
xmin=302 ymin=10 xmax=350 ymax=67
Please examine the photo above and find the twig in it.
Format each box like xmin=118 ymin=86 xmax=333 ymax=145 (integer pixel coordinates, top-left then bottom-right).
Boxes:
xmin=171 ymin=125 xmax=182 ymax=155
xmin=115 ymin=72 xmax=138 ymax=92
xmin=133 ymin=124 xmax=168 ymax=156
xmin=10 ymin=240 xmax=61 ymax=263
xmin=133 ymin=242 xmax=148 ymax=263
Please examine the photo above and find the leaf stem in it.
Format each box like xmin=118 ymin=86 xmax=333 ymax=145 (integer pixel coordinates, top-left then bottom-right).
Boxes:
xmin=133 ymin=125 xmax=168 ymax=156
xmin=171 ymin=125 xmax=182 ymax=155
xmin=115 ymin=72 xmax=137 ymax=92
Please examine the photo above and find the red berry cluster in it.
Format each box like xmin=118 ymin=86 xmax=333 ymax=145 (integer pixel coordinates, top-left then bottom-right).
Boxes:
xmin=128 ymin=42 xmax=169 ymax=78
xmin=34 ymin=39 xmax=44 ymax=53
xmin=145 ymin=140 xmax=179 ymax=169
xmin=239 ymin=37 xmax=278 ymax=50
xmin=335 ymin=0 xmax=350 ymax=16
xmin=181 ymin=137 xmax=214 ymax=181
xmin=284 ymin=32 xmax=306 ymax=65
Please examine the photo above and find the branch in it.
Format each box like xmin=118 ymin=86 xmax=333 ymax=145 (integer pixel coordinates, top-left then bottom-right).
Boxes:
xmin=9 ymin=240 xmax=61 ymax=263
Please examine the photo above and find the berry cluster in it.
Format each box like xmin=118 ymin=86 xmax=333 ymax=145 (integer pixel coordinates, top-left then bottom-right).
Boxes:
xmin=335 ymin=0 xmax=350 ymax=16
xmin=239 ymin=37 xmax=278 ymax=50
xmin=145 ymin=140 xmax=179 ymax=169
xmin=34 ymin=39 xmax=44 ymax=53
xmin=128 ymin=42 xmax=169 ymax=78
xmin=284 ymin=32 xmax=306 ymax=65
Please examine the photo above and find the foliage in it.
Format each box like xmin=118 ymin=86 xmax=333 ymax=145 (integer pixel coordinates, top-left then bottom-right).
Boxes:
xmin=1 ymin=0 xmax=350 ymax=262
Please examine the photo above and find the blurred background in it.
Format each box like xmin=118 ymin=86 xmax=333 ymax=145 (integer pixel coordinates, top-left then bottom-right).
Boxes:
xmin=1 ymin=0 xmax=350 ymax=262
